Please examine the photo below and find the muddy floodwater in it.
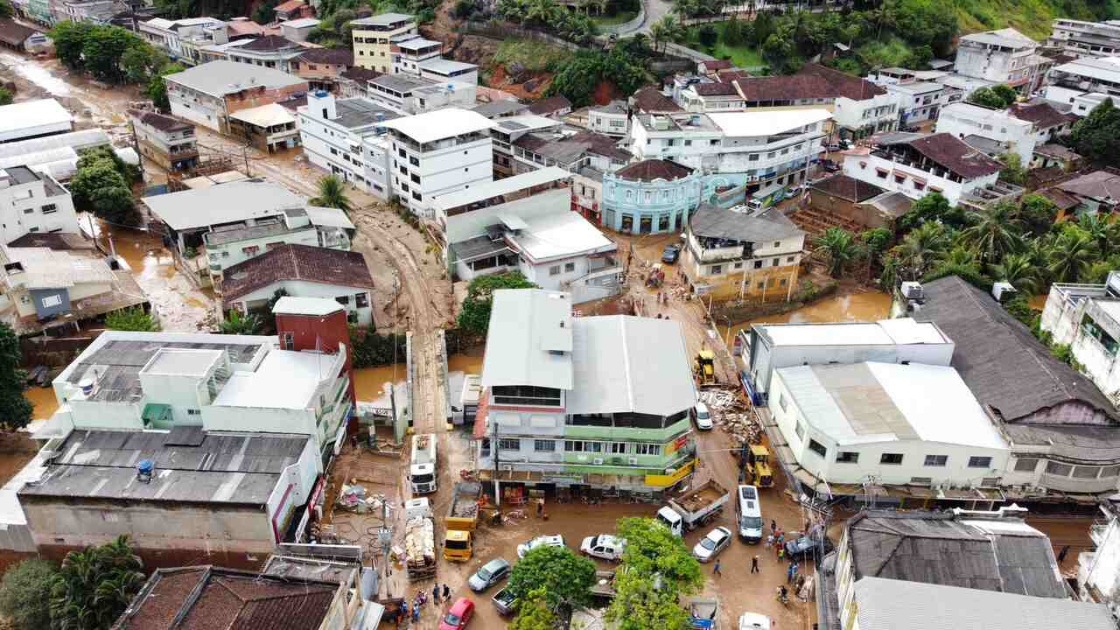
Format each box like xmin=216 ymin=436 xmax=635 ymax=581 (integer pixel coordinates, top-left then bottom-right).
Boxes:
xmin=25 ymin=386 xmax=59 ymax=421
xmin=352 ymin=353 xmax=482 ymax=403
xmin=720 ymin=289 xmax=892 ymax=343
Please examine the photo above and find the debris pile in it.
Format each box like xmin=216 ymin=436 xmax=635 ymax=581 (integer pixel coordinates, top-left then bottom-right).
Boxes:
xmin=405 ymin=514 xmax=435 ymax=563
xmin=698 ymin=389 xmax=763 ymax=444
xmin=336 ymin=483 xmax=390 ymax=514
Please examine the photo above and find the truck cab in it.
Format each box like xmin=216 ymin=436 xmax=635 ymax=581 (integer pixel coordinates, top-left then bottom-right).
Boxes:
xmin=444 ymin=529 xmax=472 ymax=562
xmin=656 ymin=506 xmax=684 ymax=537
xmin=410 ymin=433 xmax=437 ymax=494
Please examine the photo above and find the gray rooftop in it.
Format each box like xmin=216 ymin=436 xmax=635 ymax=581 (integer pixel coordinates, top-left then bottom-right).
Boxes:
xmin=203 ymin=219 xmax=293 ymax=247
xmin=449 ymin=234 xmax=510 ymax=263
xmin=482 ymin=289 xmax=573 ymax=390
xmin=846 ymin=510 xmax=1067 ymax=598
xmin=350 ymin=12 xmax=413 ymax=26
xmin=333 ymin=97 xmax=400 ymax=130
xmin=419 ymin=58 xmax=477 ymax=75
xmin=689 ymin=205 xmax=805 ymax=244
xmin=471 ymin=100 xmax=530 ymax=119
xmin=369 ymin=73 xmax=433 ymax=93
xmin=143 ymin=179 xmax=307 ymax=231
xmin=164 ymin=60 xmax=306 ymax=97
xmin=19 ymin=429 xmax=309 ymax=505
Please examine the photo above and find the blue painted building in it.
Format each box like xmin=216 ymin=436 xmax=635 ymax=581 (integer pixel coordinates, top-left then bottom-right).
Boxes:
xmin=601 ymin=159 xmax=702 ymax=234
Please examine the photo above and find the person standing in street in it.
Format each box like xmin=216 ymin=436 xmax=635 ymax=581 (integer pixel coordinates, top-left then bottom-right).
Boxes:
xmin=713 ymin=559 xmax=722 ymax=576
xmin=432 ymin=584 xmax=440 ymax=605
xmin=751 ymin=555 xmax=760 ymax=574
xmin=442 ymin=583 xmax=450 ymax=602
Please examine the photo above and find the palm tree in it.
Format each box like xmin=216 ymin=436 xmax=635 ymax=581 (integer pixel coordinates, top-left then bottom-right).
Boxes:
xmin=219 ymin=309 xmax=262 ymax=335
xmin=990 ymin=253 xmax=1041 ymax=295
xmin=896 ymin=222 xmax=948 ymax=279
xmin=1077 ymin=212 xmax=1118 ymax=258
xmin=815 ymin=227 xmax=863 ymax=278
xmin=1048 ymin=226 xmax=1099 ymax=283
xmin=311 ymin=174 xmax=351 ymax=213
xmin=959 ymin=203 xmax=1022 ymax=266
xmin=650 ymin=16 xmax=679 ymax=53
xmin=878 ymin=252 xmax=901 ymax=292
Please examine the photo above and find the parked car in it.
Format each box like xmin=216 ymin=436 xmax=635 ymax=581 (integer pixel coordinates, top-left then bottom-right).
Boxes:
xmin=439 ymin=597 xmax=475 ymax=630
xmin=468 ymin=558 xmax=511 ymax=592
xmin=693 ymin=402 xmax=713 ymax=431
xmin=784 ymin=534 xmax=834 ymax=560
xmin=744 ymin=198 xmax=765 ymax=212
xmin=661 ymin=244 xmax=681 ymax=264
xmin=517 ymin=534 xmax=566 ymax=559
xmin=580 ymin=534 xmax=626 ymax=561
xmin=692 ymin=526 xmax=732 ymax=562
xmin=492 ymin=587 xmax=517 ymax=616
xmin=739 ymin=612 xmax=773 ymax=630
xmin=821 ymin=159 xmax=840 ymax=172
xmin=823 ymin=142 xmax=843 ymax=152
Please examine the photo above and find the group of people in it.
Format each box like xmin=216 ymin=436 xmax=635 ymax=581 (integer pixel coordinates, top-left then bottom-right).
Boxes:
xmin=392 ymin=583 xmax=453 ymax=627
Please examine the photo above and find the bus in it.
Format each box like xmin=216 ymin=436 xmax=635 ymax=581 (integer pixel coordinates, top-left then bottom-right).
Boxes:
xmin=736 ymin=484 xmax=763 ymax=543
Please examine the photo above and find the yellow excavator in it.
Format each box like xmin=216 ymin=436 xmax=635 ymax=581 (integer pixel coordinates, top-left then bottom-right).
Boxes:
xmin=745 ymin=444 xmax=774 ymax=488
xmin=694 ymin=350 xmax=716 ymax=386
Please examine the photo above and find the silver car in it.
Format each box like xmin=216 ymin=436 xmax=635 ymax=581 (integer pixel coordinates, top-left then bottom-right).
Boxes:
xmin=468 ymin=558 xmax=511 ymax=592
xmin=692 ymin=526 xmax=732 ymax=563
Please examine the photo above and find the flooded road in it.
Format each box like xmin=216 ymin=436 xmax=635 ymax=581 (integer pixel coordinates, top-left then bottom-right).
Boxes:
xmin=0 ymin=51 xmax=71 ymax=97
xmin=720 ymin=289 xmax=892 ymax=343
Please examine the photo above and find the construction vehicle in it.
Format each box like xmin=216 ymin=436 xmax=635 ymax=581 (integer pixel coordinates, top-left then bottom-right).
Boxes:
xmin=443 ymin=482 xmax=481 ymax=562
xmin=694 ymin=350 xmax=717 ymax=386
xmin=404 ymin=499 xmax=437 ymax=581
xmin=656 ymin=479 xmax=730 ymax=536
xmin=744 ymin=444 xmax=774 ymax=488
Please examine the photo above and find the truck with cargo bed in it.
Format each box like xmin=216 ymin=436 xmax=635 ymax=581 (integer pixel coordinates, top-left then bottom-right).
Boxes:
xmin=656 ymin=480 xmax=730 ymax=536
xmin=410 ymin=433 xmax=437 ymax=494
xmin=443 ymin=482 xmax=481 ymax=561
xmin=404 ymin=498 xmax=436 ymax=581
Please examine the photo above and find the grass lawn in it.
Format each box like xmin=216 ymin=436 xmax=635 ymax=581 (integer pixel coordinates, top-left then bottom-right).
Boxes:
xmin=683 ymin=22 xmax=765 ymax=71
xmin=592 ymin=10 xmax=639 ymax=27
xmin=493 ymin=38 xmax=575 ymax=73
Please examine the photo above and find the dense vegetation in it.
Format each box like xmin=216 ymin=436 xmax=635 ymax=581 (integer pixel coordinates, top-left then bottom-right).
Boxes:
xmin=69 ymin=146 xmax=141 ymax=227
xmin=456 ymin=272 xmax=538 ymax=336
xmin=350 ymin=324 xmax=408 ymax=368
xmin=106 ymin=307 xmax=160 ymax=332
xmin=50 ymin=536 xmax=146 ymax=630
xmin=0 ymin=322 xmax=32 ymax=432
xmin=1070 ymin=98 xmax=1120 ymax=168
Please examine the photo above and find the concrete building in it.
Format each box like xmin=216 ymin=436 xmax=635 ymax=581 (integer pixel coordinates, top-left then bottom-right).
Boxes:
xmin=841 ymin=133 xmax=1003 ymax=206
xmin=220 ymin=244 xmax=374 ymax=325
xmin=683 ymin=204 xmax=805 ymax=301
xmin=350 ymin=12 xmax=416 ymax=73
xmin=138 ymin=17 xmax=228 ymax=66
xmin=1040 ymin=272 xmax=1120 ymax=405
xmin=955 ymin=28 xmax=1047 ymax=91
xmin=0 ymin=129 xmax=110 ymax=182
xmin=935 ymin=102 xmax=1038 ymax=164
xmin=226 ymin=35 xmax=307 ymax=74
xmin=49 ymin=0 xmax=118 ymax=25
xmin=1047 ymin=18 xmax=1120 ymax=59
xmin=588 ymin=101 xmax=629 ymax=138
xmin=366 ymin=73 xmax=477 ymax=115
xmin=274 ymin=0 xmax=313 ymax=21
xmin=128 ymin=109 xmax=198 ymax=172
xmin=770 ymin=361 xmax=1008 ymax=489
xmin=1043 ymin=169 xmax=1120 ymax=216
xmin=290 ymin=47 xmax=354 ymax=92
xmin=444 ymin=185 xmax=622 ymax=304
xmin=228 ymin=103 xmax=300 ymax=152
xmin=805 ymin=174 xmax=913 ymax=231
xmin=164 ymin=60 xmax=308 ymax=134
xmin=381 ymin=108 xmax=495 ymax=218
xmin=298 ymin=91 xmax=399 ymax=200
xmin=0 ymin=99 xmax=72 ymax=144
xmin=430 ymin=165 xmax=570 ymax=231
xmin=280 ymin=17 xmax=319 ymax=42
xmin=571 ymin=166 xmax=604 ymax=225
xmin=475 ymin=289 xmax=699 ymax=494
xmin=601 ymin=159 xmax=702 ymax=234
xmin=1043 ymin=55 xmax=1120 ymax=108
xmin=1078 ymin=502 xmax=1120 ymax=619
xmin=886 ymin=81 xmax=950 ymax=127
xmin=0 ymin=165 xmax=79 ymax=245
xmin=912 ymin=275 xmax=1120 ymax=500
xmin=507 ymin=126 xmax=629 ymax=178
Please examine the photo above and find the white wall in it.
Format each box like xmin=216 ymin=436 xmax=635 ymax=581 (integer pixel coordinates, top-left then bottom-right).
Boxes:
xmin=228 ymin=279 xmax=373 ymax=326
xmin=208 ymin=227 xmax=322 ymax=274
xmin=842 ymin=152 xmax=999 ymax=206
xmin=935 ymin=105 xmax=1036 ymax=163
xmin=203 ymin=404 xmax=318 ymax=437
xmin=0 ymin=174 xmax=80 ymax=244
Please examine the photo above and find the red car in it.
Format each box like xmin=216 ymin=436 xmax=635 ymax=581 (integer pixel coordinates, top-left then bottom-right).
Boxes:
xmin=439 ymin=597 xmax=475 ymax=630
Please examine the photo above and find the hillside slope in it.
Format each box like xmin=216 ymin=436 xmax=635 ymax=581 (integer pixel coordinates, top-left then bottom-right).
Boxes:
xmin=954 ymin=0 xmax=1120 ymax=39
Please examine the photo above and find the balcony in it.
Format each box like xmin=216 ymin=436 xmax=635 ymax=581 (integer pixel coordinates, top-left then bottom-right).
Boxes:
xmin=564 ymin=417 xmax=691 ymax=442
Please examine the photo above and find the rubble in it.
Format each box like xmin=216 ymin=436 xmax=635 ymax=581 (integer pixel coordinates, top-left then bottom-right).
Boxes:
xmin=698 ymin=389 xmax=763 ymax=444
xmin=335 ymin=483 xmax=391 ymax=514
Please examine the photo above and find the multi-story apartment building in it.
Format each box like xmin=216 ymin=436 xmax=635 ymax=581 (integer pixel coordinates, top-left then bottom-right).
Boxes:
xmin=490 ymin=114 xmax=563 ymax=177
xmin=954 ymin=28 xmax=1048 ymax=92
xmin=1047 ymin=18 xmax=1120 ymax=59
xmin=683 ymin=204 xmax=805 ymax=300
xmin=842 ymin=133 xmax=1003 ymax=205
xmin=0 ymin=165 xmax=79 ymax=245
xmin=226 ymin=35 xmax=306 ymax=74
xmin=391 ymin=35 xmax=440 ymax=73
xmin=477 ymin=289 xmax=699 ymax=495
xmin=350 ymin=12 xmax=416 ymax=72
xmin=138 ymin=17 xmax=228 ymax=66
xmin=165 ymin=60 xmax=308 ymax=134
xmin=601 ymin=159 xmax=702 ymax=234
xmin=629 ymin=109 xmax=830 ymax=201
xmin=935 ymin=102 xmax=1038 ymax=164
xmin=298 ymin=91 xmax=399 ymax=200
xmin=886 ymin=81 xmax=950 ymax=127
xmin=381 ymin=108 xmax=495 ymax=217
xmin=367 ymin=73 xmax=477 ymax=115
xmin=1044 ymin=55 xmax=1120 ymax=108
xmin=1040 ymin=272 xmax=1120 ymax=406
xmin=290 ymin=48 xmax=353 ymax=92
xmin=128 ymin=109 xmax=198 ymax=172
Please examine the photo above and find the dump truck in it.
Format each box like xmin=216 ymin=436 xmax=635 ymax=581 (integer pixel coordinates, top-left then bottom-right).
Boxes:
xmin=694 ymin=350 xmax=717 ymax=386
xmin=404 ymin=498 xmax=437 ymax=581
xmin=744 ymin=444 xmax=773 ymax=488
xmin=656 ymin=479 xmax=730 ymax=536
xmin=688 ymin=597 xmax=720 ymax=630
xmin=443 ymin=482 xmax=481 ymax=562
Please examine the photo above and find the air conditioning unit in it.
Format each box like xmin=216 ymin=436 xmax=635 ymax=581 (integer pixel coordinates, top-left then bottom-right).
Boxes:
xmin=592 ymin=458 xmax=604 ymax=465
xmin=500 ymin=464 xmax=513 ymax=472
xmin=628 ymin=457 xmax=639 ymax=465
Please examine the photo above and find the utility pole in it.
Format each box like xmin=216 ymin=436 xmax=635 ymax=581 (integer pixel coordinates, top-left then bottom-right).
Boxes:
xmin=492 ymin=420 xmax=500 ymax=508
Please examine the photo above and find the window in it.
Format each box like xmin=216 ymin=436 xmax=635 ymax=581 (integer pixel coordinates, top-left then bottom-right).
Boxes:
xmin=880 ymin=453 xmax=904 ymax=465
xmin=564 ymin=262 xmax=575 ymax=272
xmin=41 ymin=204 xmax=57 ymax=214
xmin=808 ymin=440 xmax=827 ymax=458
xmin=549 ymin=265 xmax=561 ymax=276
xmin=1014 ymin=457 xmax=1038 ymax=472
xmin=967 ymin=456 xmax=992 ymax=468
xmin=22 ymin=208 xmax=32 ymax=214
xmin=1045 ymin=461 xmax=1073 ymax=477
xmin=40 ymin=294 xmax=62 ymax=308
xmin=836 ymin=451 xmax=859 ymax=464
xmin=534 ymin=439 xmax=556 ymax=452
xmin=924 ymin=454 xmax=948 ymax=467
xmin=355 ymin=293 xmax=369 ymax=308
xmin=711 ymin=265 xmax=722 ymax=275
xmin=281 ymin=332 xmax=294 ymax=349
xmin=1101 ymin=465 xmax=1120 ymax=478
xmin=794 ymin=419 xmax=805 ymax=441
xmin=187 ymin=409 xmax=201 ymax=416
xmin=754 ymin=260 xmax=763 ymax=269
xmin=786 ymin=256 xmax=795 ymax=263
xmin=635 ymin=443 xmax=661 ymax=456
xmin=336 ymin=295 xmax=350 ymax=305
xmin=1073 ymin=465 xmax=1101 ymax=479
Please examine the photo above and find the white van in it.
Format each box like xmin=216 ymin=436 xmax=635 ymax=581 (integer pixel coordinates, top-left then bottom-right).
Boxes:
xmin=736 ymin=484 xmax=764 ymax=543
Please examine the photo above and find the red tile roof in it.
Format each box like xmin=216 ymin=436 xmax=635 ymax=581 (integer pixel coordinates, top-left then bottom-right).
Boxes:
xmin=0 ymin=19 xmax=36 ymax=47
xmin=614 ymin=159 xmax=693 ymax=182
xmin=810 ymin=174 xmax=884 ymax=202
xmin=296 ymin=47 xmax=352 ymax=66
xmin=630 ymin=86 xmax=682 ymax=113
xmin=693 ymin=82 xmax=738 ymax=96
xmin=240 ymin=35 xmax=301 ymax=51
xmin=734 ymin=63 xmax=885 ymax=102
xmin=274 ymin=0 xmax=306 ymax=12
xmin=528 ymin=95 xmax=572 ymax=115
xmin=893 ymin=133 xmax=1004 ymax=179
xmin=129 ymin=109 xmax=193 ymax=134
xmin=797 ymin=63 xmax=886 ymax=99
xmin=221 ymin=243 xmax=374 ymax=302
xmin=701 ymin=59 xmax=732 ymax=71
xmin=1009 ymin=102 xmax=1078 ymax=130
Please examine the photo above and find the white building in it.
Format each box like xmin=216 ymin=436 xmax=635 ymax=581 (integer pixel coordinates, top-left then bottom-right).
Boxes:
xmin=297 ymin=91 xmax=400 ymax=200
xmin=138 ymin=17 xmax=228 ymax=66
xmin=885 ymin=81 xmax=951 ymax=127
xmin=1079 ymin=503 xmax=1120 ymax=619
xmin=770 ymin=361 xmax=1008 ymax=488
xmin=164 ymin=60 xmax=308 ymax=134
xmin=430 ymin=165 xmax=570 ymax=230
xmin=954 ymin=28 xmax=1047 ymax=91
xmin=1047 ymin=18 xmax=1120 ymax=59
xmin=935 ymin=102 xmax=1037 ymax=164
xmin=0 ymin=165 xmax=79 ymax=245
xmin=841 ymin=133 xmax=1003 ymax=206
xmin=1044 ymin=55 xmax=1120 ymax=109
xmin=366 ymin=74 xmax=477 ymax=115
xmin=0 ymin=129 xmax=110 ymax=183
xmin=225 ymin=35 xmax=307 ymax=74
xmin=381 ymin=108 xmax=495 ymax=218
xmin=587 ymin=101 xmax=629 ymax=138
xmin=1040 ymin=272 xmax=1120 ymax=406
xmin=0 ymin=99 xmax=73 ymax=144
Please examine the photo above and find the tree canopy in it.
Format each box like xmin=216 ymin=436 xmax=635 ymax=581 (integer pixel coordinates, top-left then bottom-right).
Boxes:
xmin=1071 ymin=98 xmax=1120 ymax=167
xmin=457 ymin=272 xmax=538 ymax=335
xmin=52 ymin=23 xmax=168 ymax=86
xmin=507 ymin=545 xmax=596 ymax=615
xmin=106 ymin=307 xmax=160 ymax=332
xmin=0 ymin=559 xmax=57 ymax=630
xmin=0 ymin=322 xmax=32 ymax=432
xmin=509 ymin=587 xmax=558 ymax=630
xmin=311 ymin=174 xmax=352 ymax=213
xmin=50 ymin=536 xmax=145 ymax=630
xmin=605 ymin=517 xmax=703 ymax=630
xmin=545 ymin=48 xmax=647 ymax=108
xmin=967 ymin=84 xmax=1017 ymax=109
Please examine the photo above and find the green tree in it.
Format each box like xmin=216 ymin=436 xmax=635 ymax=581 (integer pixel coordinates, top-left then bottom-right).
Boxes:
xmin=311 ymin=174 xmax=352 ymax=213
xmin=510 ymin=587 xmax=558 ymax=630
xmin=50 ymin=536 xmax=145 ymax=630
xmin=1077 ymin=212 xmax=1119 ymax=258
xmin=762 ymin=32 xmax=795 ymax=73
xmin=120 ymin=43 xmax=167 ymax=85
xmin=724 ymin=15 xmax=744 ymax=46
xmin=0 ymin=322 xmax=32 ymax=431
xmin=606 ymin=518 xmax=703 ymax=630
xmin=991 ymin=84 xmax=1018 ymax=107
xmin=219 ymin=309 xmax=262 ymax=334
xmin=1048 ymin=224 xmax=1099 ymax=283
xmin=81 ymin=26 xmax=144 ymax=83
xmin=998 ymin=153 xmax=1027 ymax=186
xmin=967 ymin=86 xmax=1015 ymax=109
xmin=146 ymin=63 xmax=185 ymax=111
xmin=959 ymin=202 xmax=1022 ymax=266
xmin=697 ymin=24 xmax=718 ymax=48
xmin=253 ymin=0 xmax=279 ymax=23
xmin=815 ymin=227 xmax=863 ymax=278
xmin=0 ymin=559 xmax=57 ymax=630
xmin=897 ymin=191 xmax=970 ymax=232
xmin=0 ymin=0 xmax=12 ymax=18
xmin=105 ymin=307 xmax=159 ymax=332
xmin=860 ymin=227 xmax=893 ymax=256
xmin=69 ymin=160 xmax=132 ymax=220
xmin=1013 ymin=194 xmax=1057 ymax=237
xmin=52 ymin=21 xmax=94 ymax=72
xmin=989 ymin=252 xmax=1042 ymax=295
xmin=457 ymin=272 xmax=537 ymax=335
xmin=895 ymin=221 xmax=949 ymax=279
xmin=508 ymin=545 xmax=596 ymax=617
xmin=650 ymin=16 xmax=681 ymax=53
xmin=1071 ymin=98 xmax=1120 ymax=166
xmin=0 ymin=86 xmax=12 ymax=106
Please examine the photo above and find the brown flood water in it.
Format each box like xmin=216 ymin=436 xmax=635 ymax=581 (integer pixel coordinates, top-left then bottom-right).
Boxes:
xmin=351 ymin=353 xmax=484 ymax=402
xmin=24 ymin=386 xmax=59 ymax=421
xmin=720 ymin=289 xmax=893 ymax=343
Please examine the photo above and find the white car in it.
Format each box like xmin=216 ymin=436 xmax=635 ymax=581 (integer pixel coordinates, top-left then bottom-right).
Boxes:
xmin=580 ymin=534 xmax=626 ymax=561
xmin=693 ymin=402 xmax=713 ymax=431
xmin=739 ymin=612 xmax=772 ymax=630
xmin=692 ymin=526 xmax=732 ymax=563
xmin=517 ymin=534 xmax=566 ymax=559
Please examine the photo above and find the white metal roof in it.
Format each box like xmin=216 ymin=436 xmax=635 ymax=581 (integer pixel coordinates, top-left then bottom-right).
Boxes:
xmin=305 ymin=205 xmax=356 ymax=229
xmin=854 ymin=577 xmax=1115 ymax=630
xmin=350 ymin=12 xmax=414 ymax=26
xmin=940 ymin=102 xmax=1032 ymax=129
xmin=420 ymin=58 xmax=477 ymax=74
xmin=229 ymin=103 xmax=297 ymax=128
xmin=142 ymin=180 xmax=307 ymax=231
xmin=960 ymin=27 xmax=1038 ymax=49
xmin=281 ymin=17 xmax=320 ymax=28
xmin=508 ymin=210 xmax=614 ymax=263
xmin=0 ymin=99 xmax=71 ymax=138
xmin=775 ymin=362 xmax=1006 ymax=449
xmin=5 ymin=247 xmax=115 ymax=289
xmin=566 ymin=315 xmax=697 ymax=416
xmin=432 ymin=166 xmax=570 ymax=211
xmin=272 ymin=296 xmax=344 ymax=316
xmin=1053 ymin=55 xmax=1120 ymax=82
xmin=164 ymin=60 xmax=305 ymax=97
xmin=213 ymin=349 xmax=335 ymax=409
xmin=481 ymin=289 xmax=573 ymax=390
xmin=708 ymin=109 xmax=831 ymax=138
xmin=760 ymin=319 xmax=950 ymax=347
xmin=381 ymin=108 xmax=495 ymax=144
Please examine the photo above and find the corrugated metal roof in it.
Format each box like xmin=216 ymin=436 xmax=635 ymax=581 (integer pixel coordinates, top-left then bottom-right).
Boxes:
xmin=482 ymin=290 xmax=573 ymax=390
